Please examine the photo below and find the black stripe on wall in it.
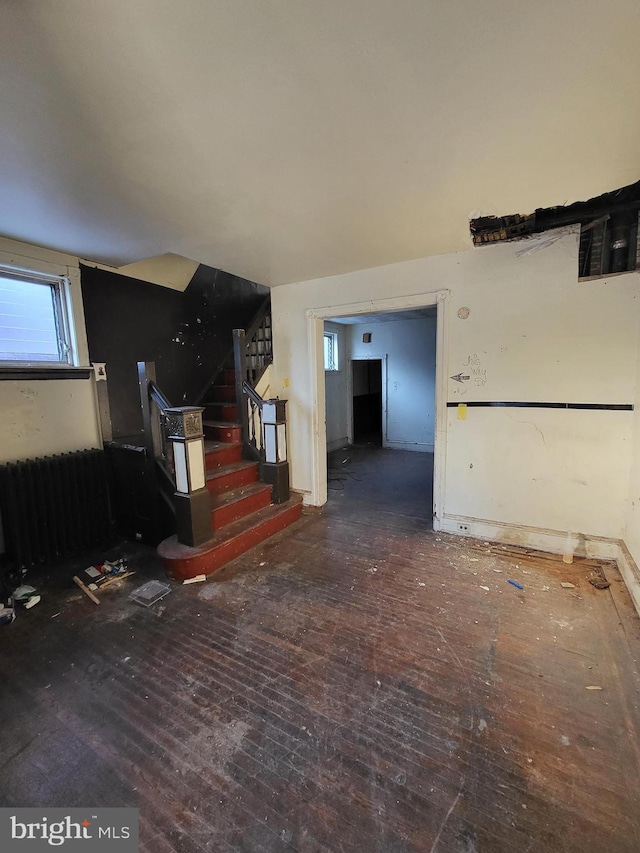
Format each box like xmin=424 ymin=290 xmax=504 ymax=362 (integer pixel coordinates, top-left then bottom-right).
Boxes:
xmin=446 ymin=401 xmax=634 ymax=411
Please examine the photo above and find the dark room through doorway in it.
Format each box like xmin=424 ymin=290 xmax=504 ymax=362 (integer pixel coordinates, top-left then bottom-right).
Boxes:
xmin=352 ymin=358 xmax=382 ymax=445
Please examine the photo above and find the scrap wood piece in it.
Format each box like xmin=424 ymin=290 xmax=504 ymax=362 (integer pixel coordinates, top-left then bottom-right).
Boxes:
xmin=99 ymin=571 xmax=135 ymax=590
xmin=72 ymin=575 xmax=100 ymax=606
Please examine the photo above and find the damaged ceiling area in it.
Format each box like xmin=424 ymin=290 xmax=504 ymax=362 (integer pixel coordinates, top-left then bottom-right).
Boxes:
xmin=470 ymin=180 xmax=640 ymax=278
xmin=1 ymin=1 xmax=640 ymax=286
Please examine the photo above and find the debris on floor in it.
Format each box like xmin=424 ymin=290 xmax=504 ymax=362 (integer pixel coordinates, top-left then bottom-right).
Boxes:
xmin=1 ymin=585 xmax=41 ymax=622
xmin=0 ymin=598 xmax=15 ymax=625
xmin=130 ymin=580 xmax=171 ymax=607
xmin=183 ymin=574 xmax=207 ymax=585
xmin=508 ymin=579 xmax=524 ymax=590
xmin=73 ymin=574 xmax=101 ymax=605
xmin=589 ymin=564 xmax=611 ymax=589
xmin=13 ymin=585 xmax=41 ymax=609
xmin=73 ymin=559 xmax=136 ymax=606
xmin=560 ymin=582 xmax=576 ymax=589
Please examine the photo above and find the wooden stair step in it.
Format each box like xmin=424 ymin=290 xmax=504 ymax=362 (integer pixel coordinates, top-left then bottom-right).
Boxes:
xmin=204 ymin=439 xmax=242 ymax=469
xmin=203 ymin=420 xmax=241 ymax=443
xmin=204 ymin=402 xmax=238 ymax=422
xmin=210 ymin=384 xmax=236 ymax=403
xmin=211 ymin=481 xmax=272 ymax=529
xmin=220 ymin=368 xmax=236 ymax=385
xmin=158 ymin=495 xmax=304 ymax=580
xmin=206 ymin=460 xmax=258 ymax=495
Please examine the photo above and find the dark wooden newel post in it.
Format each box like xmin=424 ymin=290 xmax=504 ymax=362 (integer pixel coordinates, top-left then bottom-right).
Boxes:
xmin=163 ymin=407 xmax=212 ymax=547
xmin=260 ymin=398 xmax=290 ymax=503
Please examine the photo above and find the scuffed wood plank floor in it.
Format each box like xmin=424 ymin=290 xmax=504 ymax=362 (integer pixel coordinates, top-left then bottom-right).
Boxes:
xmin=1 ymin=447 xmax=639 ymax=852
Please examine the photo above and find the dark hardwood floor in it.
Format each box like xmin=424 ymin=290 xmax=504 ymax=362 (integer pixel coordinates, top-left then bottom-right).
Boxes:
xmin=1 ymin=446 xmax=639 ymax=852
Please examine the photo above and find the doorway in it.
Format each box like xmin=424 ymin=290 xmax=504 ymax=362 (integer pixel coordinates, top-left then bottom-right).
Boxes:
xmin=307 ymin=291 xmax=448 ymax=527
xmin=352 ymin=359 xmax=382 ymax=445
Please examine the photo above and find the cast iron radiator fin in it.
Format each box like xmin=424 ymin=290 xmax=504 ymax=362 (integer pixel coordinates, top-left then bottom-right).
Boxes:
xmin=0 ymin=449 xmax=112 ymax=571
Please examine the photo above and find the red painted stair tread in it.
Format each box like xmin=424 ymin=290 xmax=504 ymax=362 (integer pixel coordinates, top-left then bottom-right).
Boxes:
xmin=210 ymin=482 xmax=272 ymax=528
xmin=206 ymin=460 xmax=259 ymax=494
xmin=158 ymin=496 xmax=303 ymax=580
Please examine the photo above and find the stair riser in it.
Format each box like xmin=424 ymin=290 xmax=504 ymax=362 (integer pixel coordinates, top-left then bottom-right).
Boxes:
xmin=205 ymin=423 xmax=242 ymax=443
xmin=211 ymin=488 xmax=272 ymax=529
xmin=165 ymin=502 xmax=303 ymax=580
xmin=207 ymin=465 xmax=258 ymax=495
xmin=205 ymin=444 xmax=242 ymax=470
xmin=205 ymin=403 xmax=238 ymax=422
xmin=220 ymin=369 xmax=236 ymax=385
xmin=211 ymin=385 xmax=236 ymax=403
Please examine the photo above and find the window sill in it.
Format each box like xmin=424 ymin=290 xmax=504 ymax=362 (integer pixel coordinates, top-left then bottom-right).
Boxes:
xmin=0 ymin=366 xmax=93 ymax=381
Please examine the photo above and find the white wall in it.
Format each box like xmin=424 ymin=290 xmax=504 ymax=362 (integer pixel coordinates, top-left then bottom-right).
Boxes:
xmin=348 ymin=317 xmax=436 ymax=451
xmin=324 ymin=322 xmax=349 ymax=452
xmin=0 ymin=238 xmax=101 ymax=462
xmin=624 ymin=322 xmax=640 ymax=567
xmin=271 ymin=230 xmax=640 ymax=541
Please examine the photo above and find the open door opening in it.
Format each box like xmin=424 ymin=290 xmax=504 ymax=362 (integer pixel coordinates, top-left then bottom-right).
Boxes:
xmin=322 ymin=305 xmax=439 ymax=527
xmin=352 ymin=359 xmax=382 ymax=445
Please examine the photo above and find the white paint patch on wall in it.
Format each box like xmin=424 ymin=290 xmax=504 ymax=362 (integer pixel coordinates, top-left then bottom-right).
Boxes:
xmin=323 ymin=322 xmax=349 ymax=451
xmin=348 ymin=317 xmax=436 ymax=451
xmin=447 ymin=407 xmax=633 ymax=539
xmin=271 ymin=229 xmax=640 ymax=541
xmin=0 ymin=380 xmax=101 ymax=464
xmin=0 ymin=237 xmax=101 ymax=462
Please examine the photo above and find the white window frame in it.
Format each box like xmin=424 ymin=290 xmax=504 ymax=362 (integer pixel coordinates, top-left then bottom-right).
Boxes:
xmin=324 ymin=330 xmax=339 ymax=372
xmin=0 ymin=263 xmax=79 ymax=368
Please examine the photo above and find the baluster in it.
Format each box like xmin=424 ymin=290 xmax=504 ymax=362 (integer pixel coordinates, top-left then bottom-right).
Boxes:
xmin=249 ymin=400 xmax=256 ymax=447
xmin=137 ymin=361 xmax=161 ymax=543
xmin=233 ymin=329 xmax=250 ymax=445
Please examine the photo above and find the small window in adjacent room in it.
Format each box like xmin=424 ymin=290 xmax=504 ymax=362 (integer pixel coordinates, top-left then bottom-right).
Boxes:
xmin=324 ymin=330 xmax=339 ymax=371
xmin=0 ymin=267 xmax=75 ymax=365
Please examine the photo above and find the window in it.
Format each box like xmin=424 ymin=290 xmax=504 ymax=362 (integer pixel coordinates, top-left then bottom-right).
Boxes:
xmin=0 ymin=267 xmax=75 ymax=365
xmin=324 ymin=331 xmax=338 ymax=371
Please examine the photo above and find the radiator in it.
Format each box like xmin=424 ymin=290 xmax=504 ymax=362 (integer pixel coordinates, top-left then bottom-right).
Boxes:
xmin=0 ymin=449 xmax=112 ymax=571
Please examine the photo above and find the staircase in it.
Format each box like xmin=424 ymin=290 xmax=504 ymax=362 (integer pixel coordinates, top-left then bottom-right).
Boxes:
xmin=157 ymin=368 xmax=303 ymax=581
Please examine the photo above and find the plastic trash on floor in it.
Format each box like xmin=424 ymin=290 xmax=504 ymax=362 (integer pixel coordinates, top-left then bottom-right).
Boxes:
xmin=130 ymin=580 xmax=171 ymax=607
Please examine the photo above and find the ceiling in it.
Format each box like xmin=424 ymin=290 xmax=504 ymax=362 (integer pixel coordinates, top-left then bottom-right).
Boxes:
xmin=1 ymin=1 xmax=639 ymax=287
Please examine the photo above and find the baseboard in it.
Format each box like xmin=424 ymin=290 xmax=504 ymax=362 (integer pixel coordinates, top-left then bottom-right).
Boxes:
xmin=299 ymin=489 xmax=315 ymax=507
xmin=327 ymin=437 xmax=350 ymax=453
xmin=437 ymin=513 xmax=640 ymax=618
xmin=384 ymin=440 xmax=434 ymax=452
xmin=438 ymin=514 xmax=620 ymax=560
xmin=616 ymin=542 xmax=640 ymax=617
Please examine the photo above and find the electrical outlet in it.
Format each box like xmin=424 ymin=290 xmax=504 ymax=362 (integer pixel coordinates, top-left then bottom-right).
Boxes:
xmin=458 ymin=523 xmax=469 ymax=532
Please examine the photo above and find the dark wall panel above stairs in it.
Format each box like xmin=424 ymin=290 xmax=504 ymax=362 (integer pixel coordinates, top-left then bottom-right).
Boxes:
xmin=81 ymin=263 xmax=268 ymax=439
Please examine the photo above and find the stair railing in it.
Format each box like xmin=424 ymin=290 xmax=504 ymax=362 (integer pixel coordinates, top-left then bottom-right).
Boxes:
xmin=138 ymin=361 xmax=212 ymax=546
xmin=241 ymin=298 xmax=273 ymax=385
xmin=193 ymin=294 xmax=272 ymax=406
xmin=137 ymin=361 xmax=173 ymax=499
xmin=231 ymin=330 xmax=290 ymax=503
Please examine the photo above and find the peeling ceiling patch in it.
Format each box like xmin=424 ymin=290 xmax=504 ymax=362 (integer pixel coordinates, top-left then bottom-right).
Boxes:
xmin=470 ymin=180 xmax=640 ymax=278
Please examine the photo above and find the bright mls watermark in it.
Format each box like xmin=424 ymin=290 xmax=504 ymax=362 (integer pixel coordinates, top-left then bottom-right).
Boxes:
xmin=1 ymin=809 xmax=138 ymax=850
